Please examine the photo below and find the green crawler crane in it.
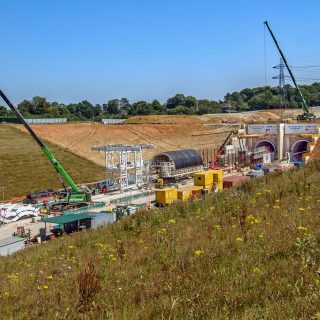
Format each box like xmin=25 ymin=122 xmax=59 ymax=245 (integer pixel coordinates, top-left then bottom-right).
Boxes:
xmin=0 ymin=90 xmax=91 ymax=210
xmin=264 ymin=21 xmax=315 ymax=121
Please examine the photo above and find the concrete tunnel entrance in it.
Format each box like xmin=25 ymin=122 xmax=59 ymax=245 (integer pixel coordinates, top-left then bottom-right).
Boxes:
xmin=252 ymin=140 xmax=276 ymax=162
xmin=254 ymin=140 xmax=276 ymax=153
xmin=291 ymin=140 xmax=308 ymax=162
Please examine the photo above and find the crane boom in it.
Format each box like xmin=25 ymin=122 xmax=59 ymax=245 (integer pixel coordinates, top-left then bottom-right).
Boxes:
xmin=0 ymin=90 xmax=80 ymax=193
xmin=264 ymin=21 xmax=315 ymax=120
xmin=209 ymin=130 xmax=236 ymax=169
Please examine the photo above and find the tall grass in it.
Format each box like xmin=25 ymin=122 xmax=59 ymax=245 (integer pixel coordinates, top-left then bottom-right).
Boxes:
xmin=0 ymin=124 xmax=105 ymax=199
xmin=1 ymin=162 xmax=320 ymax=319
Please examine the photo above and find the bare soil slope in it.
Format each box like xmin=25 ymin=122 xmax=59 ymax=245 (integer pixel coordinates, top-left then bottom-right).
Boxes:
xmin=15 ymin=109 xmax=320 ymax=166
xmin=15 ymin=121 xmax=237 ymax=166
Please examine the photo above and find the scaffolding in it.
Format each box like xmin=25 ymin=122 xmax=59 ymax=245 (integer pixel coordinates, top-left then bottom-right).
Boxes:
xmin=91 ymin=144 xmax=155 ymax=191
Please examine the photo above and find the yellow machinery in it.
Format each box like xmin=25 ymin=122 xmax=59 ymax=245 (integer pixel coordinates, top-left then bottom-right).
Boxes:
xmin=157 ymin=178 xmax=164 ymax=186
xmin=155 ymin=169 xmax=223 ymax=206
xmin=177 ymin=185 xmax=203 ymax=201
xmin=194 ymin=171 xmax=213 ymax=186
xmin=212 ymin=169 xmax=223 ymax=191
xmin=155 ymin=187 xmax=177 ymax=206
xmin=193 ymin=169 xmax=223 ymax=192
xmin=191 ymin=186 xmax=203 ymax=198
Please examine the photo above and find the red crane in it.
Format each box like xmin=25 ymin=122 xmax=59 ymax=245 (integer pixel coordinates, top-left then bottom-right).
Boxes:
xmin=209 ymin=130 xmax=236 ymax=170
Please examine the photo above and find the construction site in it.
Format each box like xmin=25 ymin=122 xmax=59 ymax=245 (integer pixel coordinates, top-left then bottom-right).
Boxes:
xmin=2 ymin=106 xmax=320 ymax=255
xmin=1 ymin=20 xmax=320 ymax=258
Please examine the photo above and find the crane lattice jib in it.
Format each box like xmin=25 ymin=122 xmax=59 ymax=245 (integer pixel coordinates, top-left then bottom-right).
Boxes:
xmin=264 ymin=21 xmax=311 ymax=117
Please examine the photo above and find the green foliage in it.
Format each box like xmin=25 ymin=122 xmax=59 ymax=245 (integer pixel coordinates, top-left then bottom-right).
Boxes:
xmin=226 ymin=83 xmax=320 ymax=111
xmin=129 ymin=100 xmax=153 ymax=115
xmin=2 ymin=82 xmax=320 ymax=120
xmin=167 ymin=105 xmax=194 ymax=115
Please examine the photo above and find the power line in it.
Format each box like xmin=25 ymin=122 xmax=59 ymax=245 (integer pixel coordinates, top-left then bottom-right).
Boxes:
xmin=291 ymin=65 xmax=320 ymax=69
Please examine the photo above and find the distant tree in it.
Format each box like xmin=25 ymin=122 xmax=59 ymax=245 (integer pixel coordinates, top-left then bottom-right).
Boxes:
xmin=151 ymin=99 xmax=165 ymax=113
xmin=129 ymin=101 xmax=152 ymax=115
xmin=76 ymin=100 xmax=95 ymax=119
xmin=107 ymin=99 xmax=120 ymax=115
xmin=32 ymin=96 xmax=51 ymax=114
xmin=0 ymin=105 xmax=8 ymax=116
xmin=185 ymin=95 xmax=197 ymax=108
xmin=166 ymin=94 xmax=186 ymax=109
xmin=17 ymin=99 xmax=36 ymax=115
xmin=119 ymin=98 xmax=130 ymax=115
xmin=93 ymin=104 xmax=102 ymax=117
xmin=66 ymin=103 xmax=78 ymax=115
xmin=119 ymin=98 xmax=130 ymax=108
xmin=167 ymin=105 xmax=194 ymax=115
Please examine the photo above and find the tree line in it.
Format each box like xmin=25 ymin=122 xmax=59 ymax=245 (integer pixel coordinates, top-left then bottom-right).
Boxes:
xmin=0 ymin=82 xmax=320 ymax=120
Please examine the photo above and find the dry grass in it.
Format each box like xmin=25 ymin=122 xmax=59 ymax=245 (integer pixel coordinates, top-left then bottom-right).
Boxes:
xmin=0 ymin=124 xmax=105 ymax=199
xmin=1 ymin=162 xmax=320 ymax=319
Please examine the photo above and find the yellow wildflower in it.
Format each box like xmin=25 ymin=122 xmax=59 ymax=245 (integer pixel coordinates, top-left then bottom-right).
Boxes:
xmin=46 ymin=275 xmax=53 ymax=280
xmin=298 ymin=226 xmax=308 ymax=233
xmin=231 ymin=224 xmax=237 ymax=229
xmin=273 ymin=205 xmax=280 ymax=209
xmin=235 ymin=237 xmax=243 ymax=243
xmin=68 ymin=245 xmax=75 ymax=249
xmin=298 ymin=208 xmax=305 ymax=212
xmin=314 ymin=311 xmax=320 ymax=320
xmin=252 ymin=267 xmax=261 ymax=273
xmin=168 ymin=219 xmax=176 ymax=224
xmin=43 ymin=285 xmax=49 ymax=289
xmin=194 ymin=250 xmax=204 ymax=256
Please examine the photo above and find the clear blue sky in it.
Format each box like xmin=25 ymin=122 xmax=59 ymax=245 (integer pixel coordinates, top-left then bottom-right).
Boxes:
xmin=1 ymin=0 xmax=320 ymax=104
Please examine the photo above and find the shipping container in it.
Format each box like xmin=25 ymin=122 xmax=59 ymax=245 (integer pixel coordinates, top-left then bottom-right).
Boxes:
xmin=223 ymin=175 xmax=250 ymax=188
xmin=194 ymin=171 xmax=213 ymax=187
xmin=177 ymin=185 xmax=203 ymax=201
xmin=156 ymin=187 xmax=177 ymax=205
xmin=177 ymin=186 xmax=192 ymax=201
xmin=190 ymin=186 xmax=203 ymax=197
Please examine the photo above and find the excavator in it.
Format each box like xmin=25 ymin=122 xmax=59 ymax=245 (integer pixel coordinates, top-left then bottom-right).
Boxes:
xmin=264 ymin=21 xmax=315 ymax=121
xmin=0 ymin=90 xmax=92 ymax=211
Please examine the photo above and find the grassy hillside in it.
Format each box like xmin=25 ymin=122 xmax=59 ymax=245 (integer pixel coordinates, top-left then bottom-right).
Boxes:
xmin=1 ymin=163 xmax=320 ymax=318
xmin=0 ymin=124 xmax=105 ymax=199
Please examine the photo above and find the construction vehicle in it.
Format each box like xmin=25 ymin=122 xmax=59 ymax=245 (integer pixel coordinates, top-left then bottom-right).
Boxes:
xmin=264 ymin=21 xmax=315 ymax=121
xmin=24 ymin=189 xmax=56 ymax=204
xmin=209 ymin=130 xmax=236 ymax=169
xmin=0 ymin=90 xmax=92 ymax=211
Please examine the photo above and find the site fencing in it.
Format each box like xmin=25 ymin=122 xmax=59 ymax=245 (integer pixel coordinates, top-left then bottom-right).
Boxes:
xmin=25 ymin=118 xmax=67 ymax=124
xmin=101 ymin=119 xmax=125 ymax=125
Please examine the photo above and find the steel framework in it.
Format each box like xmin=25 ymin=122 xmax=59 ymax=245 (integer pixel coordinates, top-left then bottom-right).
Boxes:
xmin=92 ymin=144 xmax=155 ymax=191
